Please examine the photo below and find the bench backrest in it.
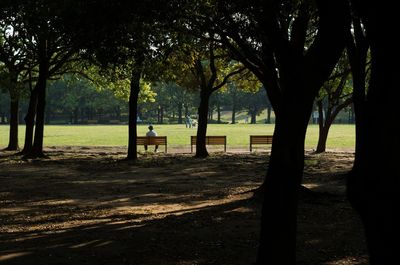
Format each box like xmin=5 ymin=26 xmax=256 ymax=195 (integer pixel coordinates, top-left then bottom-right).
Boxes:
xmin=191 ymin=136 xmax=227 ymax=152
xmin=250 ymin=135 xmax=273 ymax=152
xmin=250 ymin=135 xmax=273 ymax=144
xmin=191 ymin=136 xmax=226 ymax=145
xmin=137 ymin=136 xmax=167 ymax=145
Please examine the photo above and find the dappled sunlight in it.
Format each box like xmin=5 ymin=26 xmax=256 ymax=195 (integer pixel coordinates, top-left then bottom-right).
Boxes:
xmin=0 ymin=151 xmax=366 ymax=265
xmin=325 ymin=257 xmax=368 ymax=265
xmin=0 ymin=252 xmax=32 ymax=262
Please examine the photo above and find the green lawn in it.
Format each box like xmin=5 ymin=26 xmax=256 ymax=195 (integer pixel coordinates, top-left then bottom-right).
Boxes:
xmin=0 ymin=124 xmax=355 ymax=150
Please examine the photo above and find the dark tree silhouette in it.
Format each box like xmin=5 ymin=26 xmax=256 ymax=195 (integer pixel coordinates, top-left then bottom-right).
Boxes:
xmin=346 ymin=2 xmax=399 ymax=264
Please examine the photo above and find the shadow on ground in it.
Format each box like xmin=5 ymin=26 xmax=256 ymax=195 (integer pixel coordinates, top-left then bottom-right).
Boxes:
xmin=0 ymin=149 xmax=368 ymax=265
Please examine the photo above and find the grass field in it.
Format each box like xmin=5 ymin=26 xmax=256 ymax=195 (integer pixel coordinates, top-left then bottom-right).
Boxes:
xmin=0 ymin=123 xmax=355 ymax=151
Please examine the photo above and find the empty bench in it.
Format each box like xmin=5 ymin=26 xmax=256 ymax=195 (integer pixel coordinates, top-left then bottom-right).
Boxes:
xmin=191 ymin=136 xmax=227 ymax=153
xmin=250 ymin=135 xmax=273 ymax=152
xmin=137 ymin=136 xmax=167 ymax=153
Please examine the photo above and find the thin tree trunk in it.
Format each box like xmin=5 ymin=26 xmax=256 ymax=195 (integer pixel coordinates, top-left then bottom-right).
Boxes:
xmin=127 ymin=67 xmax=142 ymax=160
xmin=6 ymin=98 xmax=19 ymax=150
xmin=30 ymin=77 xmax=47 ymax=157
xmin=160 ymin=106 xmax=164 ymax=124
xmin=316 ymin=101 xmax=328 ymax=153
xmin=178 ymin=103 xmax=183 ymax=124
xmin=266 ymin=106 xmax=272 ymax=123
xmin=21 ymin=85 xmax=39 ymax=154
xmin=231 ymin=103 xmax=236 ymax=124
xmin=195 ymin=90 xmax=210 ymax=158
xmin=315 ymin=122 xmax=331 ymax=153
xmin=217 ymin=100 xmax=221 ymax=123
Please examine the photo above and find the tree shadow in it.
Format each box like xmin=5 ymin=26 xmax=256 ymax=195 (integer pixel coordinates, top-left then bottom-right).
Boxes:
xmin=0 ymin=151 xmax=367 ymax=264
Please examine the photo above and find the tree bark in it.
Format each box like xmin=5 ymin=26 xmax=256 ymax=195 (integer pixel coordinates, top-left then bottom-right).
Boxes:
xmin=195 ymin=90 xmax=210 ymax=158
xmin=256 ymin=1 xmax=349 ymax=262
xmin=127 ymin=66 xmax=142 ymax=160
xmin=21 ymin=85 xmax=39 ymax=154
xmin=266 ymin=106 xmax=272 ymax=123
xmin=29 ymin=56 xmax=49 ymax=157
xmin=6 ymin=97 xmax=19 ymax=150
xmin=30 ymin=76 xmax=47 ymax=157
xmin=346 ymin=4 xmax=398 ymax=263
xmin=257 ymin=100 xmax=313 ymax=264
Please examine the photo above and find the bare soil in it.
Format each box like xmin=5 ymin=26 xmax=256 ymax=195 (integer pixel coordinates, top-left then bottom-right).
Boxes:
xmin=0 ymin=147 xmax=368 ymax=265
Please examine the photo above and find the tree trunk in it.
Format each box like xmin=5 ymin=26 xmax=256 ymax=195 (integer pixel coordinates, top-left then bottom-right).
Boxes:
xmin=160 ymin=106 xmax=164 ymax=124
xmin=21 ymin=85 xmax=39 ymax=154
xmin=30 ymin=76 xmax=47 ymax=157
xmin=266 ymin=106 xmax=272 ymax=124
xmin=127 ymin=67 xmax=142 ymax=160
xmin=250 ymin=111 xmax=256 ymax=124
xmin=115 ymin=105 xmax=121 ymax=120
xmin=315 ymin=101 xmax=329 ymax=153
xmin=346 ymin=5 xmax=398 ymax=263
xmin=231 ymin=103 xmax=236 ymax=124
xmin=195 ymin=90 xmax=210 ymax=157
xmin=217 ymin=100 xmax=221 ymax=123
xmin=257 ymin=102 xmax=312 ymax=264
xmin=178 ymin=103 xmax=183 ymax=124
xmin=315 ymin=122 xmax=331 ymax=153
xmin=6 ymin=97 xmax=19 ymax=150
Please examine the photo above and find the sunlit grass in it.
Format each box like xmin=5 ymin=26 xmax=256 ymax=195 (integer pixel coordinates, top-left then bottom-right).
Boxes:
xmin=0 ymin=123 xmax=355 ymax=150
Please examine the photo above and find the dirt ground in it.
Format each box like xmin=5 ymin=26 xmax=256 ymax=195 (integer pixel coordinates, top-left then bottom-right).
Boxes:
xmin=0 ymin=147 xmax=368 ymax=265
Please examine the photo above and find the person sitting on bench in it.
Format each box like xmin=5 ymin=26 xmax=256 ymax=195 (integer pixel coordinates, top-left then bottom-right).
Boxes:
xmin=145 ymin=125 xmax=158 ymax=152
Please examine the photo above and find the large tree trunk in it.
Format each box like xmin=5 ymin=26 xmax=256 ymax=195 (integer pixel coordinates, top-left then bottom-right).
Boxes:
xmin=6 ymin=97 xmax=19 ymax=150
xmin=257 ymin=100 xmax=313 ymax=264
xmin=126 ymin=66 xmax=142 ymax=160
xmin=346 ymin=4 xmax=398 ymax=263
xmin=195 ymin=90 xmax=210 ymax=158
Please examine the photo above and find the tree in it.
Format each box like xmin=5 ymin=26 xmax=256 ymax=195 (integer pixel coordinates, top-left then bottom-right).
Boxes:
xmin=242 ymin=89 xmax=268 ymax=124
xmin=346 ymin=2 xmax=398 ymax=263
xmin=199 ymin=0 xmax=351 ymax=263
xmin=0 ymin=6 xmax=33 ymax=150
xmin=75 ymin=0 xmax=170 ymax=160
xmin=315 ymin=54 xmax=353 ymax=153
xmin=12 ymin=0 xmax=83 ymax=157
xmin=167 ymin=39 xmax=245 ymax=157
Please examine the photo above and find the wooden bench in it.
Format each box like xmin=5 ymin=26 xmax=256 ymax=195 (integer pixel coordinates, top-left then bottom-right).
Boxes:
xmin=250 ymin=135 xmax=273 ymax=152
xmin=191 ymin=136 xmax=227 ymax=153
xmin=137 ymin=136 xmax=167 ymax=153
